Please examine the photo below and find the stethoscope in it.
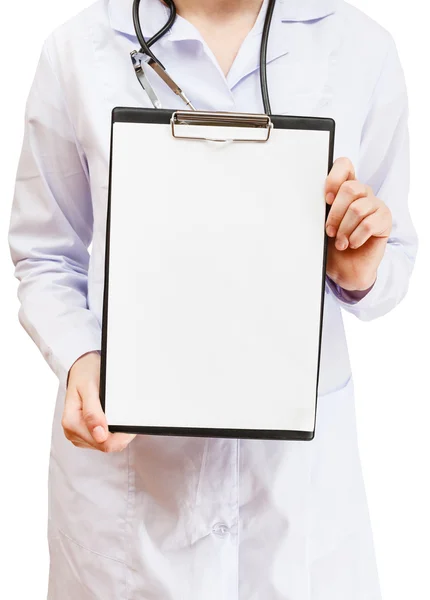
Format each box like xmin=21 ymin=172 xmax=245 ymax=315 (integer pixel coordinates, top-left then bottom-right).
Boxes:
xmin=130 ymin=0 xmax=277 ymax=114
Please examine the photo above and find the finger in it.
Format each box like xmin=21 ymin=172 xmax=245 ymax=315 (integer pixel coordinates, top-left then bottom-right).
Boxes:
xmin=79 ymin=379 xmax=109 ymax=444
xmin=62 ymin=385 xmax=106 ymax=448
xmin=335 ymin=196 xmax=379 ymax=250
xmin=68 ymin=438 xmax=95 ymax=450
xmin=69 ymin=436 xmax=128 ymax=452
xmin=326 ymin=180 xmax=369 ymax=239
xmin=62 ymin=408 xmax=107 ymax=449
xmin=99 ymin=433 xmax=137 ymax=454
xmin=62 ymin=387 xmax=135 ymax=452
xmin=325 ymin=157 xmax=356 ymax=205
xmin=348 ymin=208 xmax=392 ymax=249
xmin=62 ymin=385 xmax=84 ymax=440
xmin=64 ymin=418 xmax=135 ymax=452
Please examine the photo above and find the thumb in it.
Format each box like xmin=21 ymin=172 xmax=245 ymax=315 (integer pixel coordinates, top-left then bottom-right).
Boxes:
xmin=325 ymin=157 xmax=356 ymax=205
xmin=80 ymin=381 xmax=109 ymax=444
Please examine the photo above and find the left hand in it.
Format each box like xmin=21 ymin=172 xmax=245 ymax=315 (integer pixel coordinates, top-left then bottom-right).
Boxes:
xmin=325 ymin=157 xmax=392 ymax=291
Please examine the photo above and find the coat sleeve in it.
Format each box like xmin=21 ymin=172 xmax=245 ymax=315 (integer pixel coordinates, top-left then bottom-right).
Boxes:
xmin=8 ymin=39 xmax=102 ymax=387
xmin=326 ymin=34 xmax=418 ymax=320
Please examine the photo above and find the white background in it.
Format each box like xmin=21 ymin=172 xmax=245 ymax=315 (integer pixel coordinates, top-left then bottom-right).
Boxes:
xmin=0 ymin=1 xmax=428 ymax=598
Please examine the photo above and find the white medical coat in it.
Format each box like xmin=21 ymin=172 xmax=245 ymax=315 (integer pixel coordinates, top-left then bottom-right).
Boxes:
xmin=8 ymin=0 xmax=418 ymax=598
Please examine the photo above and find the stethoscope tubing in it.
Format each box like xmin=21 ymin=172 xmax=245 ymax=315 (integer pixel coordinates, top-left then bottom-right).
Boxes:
xmin=131 ymin=0 xmax=276 ymax=114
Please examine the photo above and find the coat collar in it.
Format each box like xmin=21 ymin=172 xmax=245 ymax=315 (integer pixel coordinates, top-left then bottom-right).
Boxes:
xmin=108 ymin=0 xmax=342 ymax=39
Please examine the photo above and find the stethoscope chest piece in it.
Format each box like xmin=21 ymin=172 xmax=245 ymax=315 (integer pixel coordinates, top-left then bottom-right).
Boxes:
xmin=130 ymin=50 xmax=163 ymax=109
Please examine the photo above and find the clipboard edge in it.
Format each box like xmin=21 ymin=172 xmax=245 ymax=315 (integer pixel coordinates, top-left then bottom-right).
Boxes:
xmin=100 ymin=106 xmax=335 ymax=441
xmin=108 ymin=424 xmax=315 ymax=442
xmin=111 ymin=106 xmax=335 ymax=133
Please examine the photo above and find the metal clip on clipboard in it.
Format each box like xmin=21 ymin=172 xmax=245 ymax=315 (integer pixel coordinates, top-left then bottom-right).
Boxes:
xmin=170 ymin=111 xmax=273 ymax=143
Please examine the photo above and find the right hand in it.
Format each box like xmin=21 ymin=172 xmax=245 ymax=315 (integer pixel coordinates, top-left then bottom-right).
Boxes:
xmin=62 ymin=351 xmax=136 ymax=452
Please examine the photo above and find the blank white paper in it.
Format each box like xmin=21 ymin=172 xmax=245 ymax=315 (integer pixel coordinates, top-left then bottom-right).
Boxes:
xmin=104 ymin=119 xmax=330 ymax=434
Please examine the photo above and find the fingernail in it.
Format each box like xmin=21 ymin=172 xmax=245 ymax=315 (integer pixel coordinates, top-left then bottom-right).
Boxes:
xmin=93 ymin=425 xmax=107 ymax=443
xmin=326 ymin=225 xmax=336 ymax=237
xmin=336 ymin=238 xmax=348 ymax=251
xmin=326 ymin=192 xmax=335 ymax=204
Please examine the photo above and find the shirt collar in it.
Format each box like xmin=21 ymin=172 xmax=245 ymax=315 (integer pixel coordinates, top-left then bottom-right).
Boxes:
xmin=280 ymin=0 xmax=341 ymax=21
xmin=108 ymin=0 xmax=342 ymax=39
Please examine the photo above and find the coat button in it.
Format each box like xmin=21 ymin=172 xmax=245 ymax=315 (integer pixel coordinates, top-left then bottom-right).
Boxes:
xmin=212 ymin=523 xmax=230 ymax=536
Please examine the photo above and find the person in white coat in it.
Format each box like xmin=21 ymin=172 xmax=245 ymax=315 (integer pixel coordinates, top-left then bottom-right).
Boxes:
xmin=8 ymin=0 xmax=417 ymax=598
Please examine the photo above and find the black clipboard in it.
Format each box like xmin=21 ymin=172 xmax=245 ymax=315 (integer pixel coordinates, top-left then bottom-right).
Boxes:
xmin=100 ymin=107 xmax=335 ymax=441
